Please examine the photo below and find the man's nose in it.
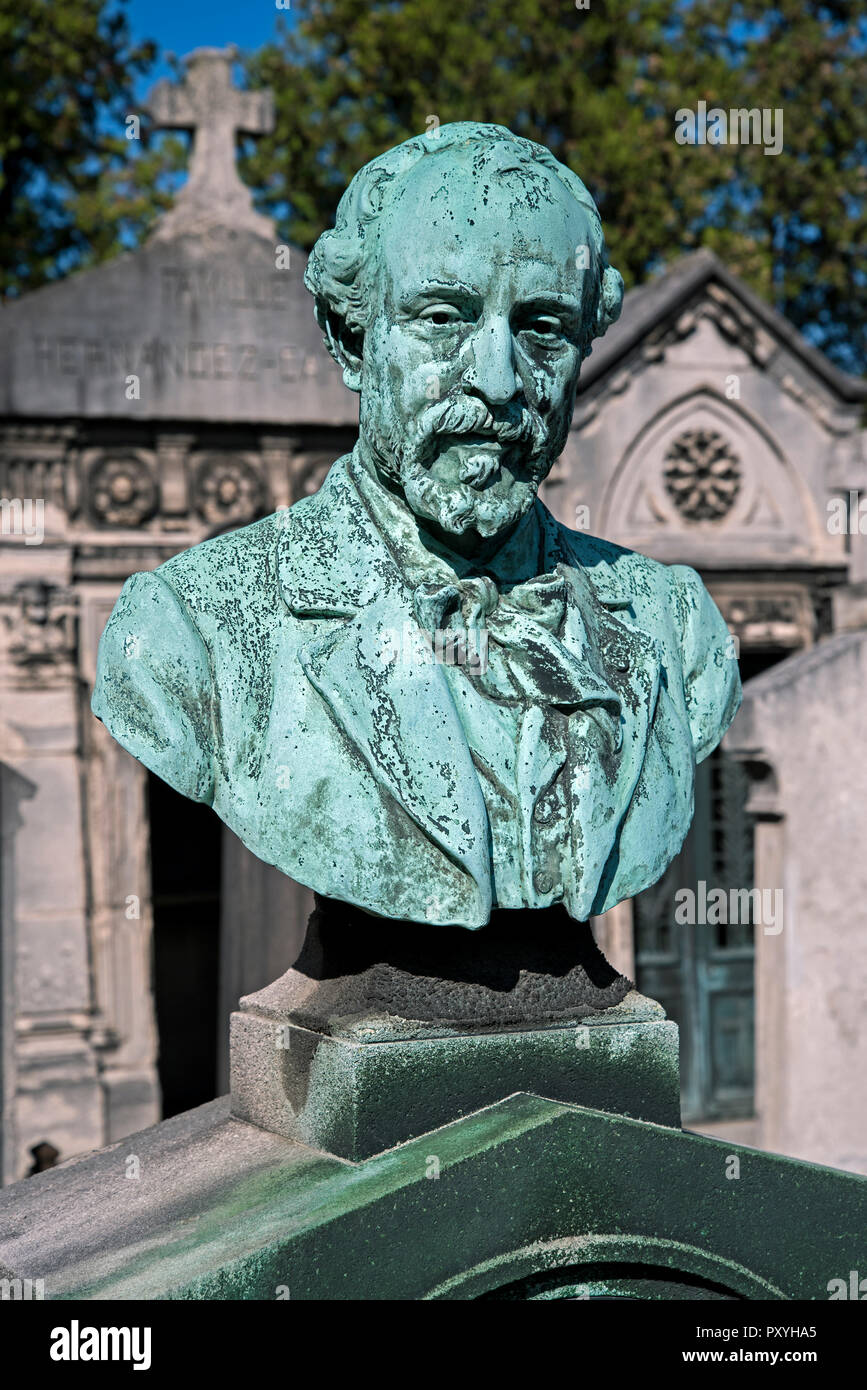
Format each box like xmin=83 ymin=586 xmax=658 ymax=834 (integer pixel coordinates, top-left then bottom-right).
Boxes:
xmin=460 ymin=316 xmax=518 ymax=406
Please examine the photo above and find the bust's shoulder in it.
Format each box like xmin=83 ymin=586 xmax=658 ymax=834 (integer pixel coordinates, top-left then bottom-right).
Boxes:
xmin=156 ymin=456 xmax=353 ymax=601
xmin=557 ymin=522 xmax=698 ymax=609
xmin=556 ymin=518 xmax=740 ymax=758
xmin=155 ymin=512 xmax=284 ymax=600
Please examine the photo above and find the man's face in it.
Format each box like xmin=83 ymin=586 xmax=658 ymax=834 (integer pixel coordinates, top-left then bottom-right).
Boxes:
xmin=357 ymin=148 xmax=593 ymax=543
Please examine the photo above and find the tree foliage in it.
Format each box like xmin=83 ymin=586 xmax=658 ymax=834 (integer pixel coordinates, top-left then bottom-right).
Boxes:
xmin=243 ymin=0 xmax=867 ymax=372
xmin=0 ymin=0 xmax=178 ymax=296
xmin=2 ymin=0 xmax=865 ymax=372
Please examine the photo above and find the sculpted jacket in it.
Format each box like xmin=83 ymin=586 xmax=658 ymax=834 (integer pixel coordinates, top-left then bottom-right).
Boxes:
xmin=91 ymin=451 xmax=741 ymax=928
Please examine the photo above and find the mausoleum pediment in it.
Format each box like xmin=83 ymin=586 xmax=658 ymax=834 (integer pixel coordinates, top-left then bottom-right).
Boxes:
xmin=577 ymin=248 xmax=867 ymax=412
xmin=0 ymin=47 xmax=354 ymax=430
xmin=546 ymin=250 xmax=866 ymax=579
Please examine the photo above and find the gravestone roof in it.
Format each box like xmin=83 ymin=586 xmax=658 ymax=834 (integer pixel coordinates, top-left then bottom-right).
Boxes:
xmin=0 ymin=48 xmax=354 ymax=428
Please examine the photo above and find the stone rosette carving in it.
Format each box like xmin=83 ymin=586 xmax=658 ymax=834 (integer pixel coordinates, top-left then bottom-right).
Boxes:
xmin=663 ymin=428 xmax=741 ymax=521
xmin=88 ymin=455 xmax=158 ymax=527
xmin=193 ymin=454 xmax=265 ymax=526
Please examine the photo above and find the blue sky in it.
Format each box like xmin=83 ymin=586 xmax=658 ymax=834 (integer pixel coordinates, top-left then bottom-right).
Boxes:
xmin=123 ymin=0 xmax=294 ymax=98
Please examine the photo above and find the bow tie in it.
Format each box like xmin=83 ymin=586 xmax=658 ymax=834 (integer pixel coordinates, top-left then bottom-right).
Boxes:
xmin=413 ymin=570 xmax=566 ymax=637
xmin=412 ymin=568 xmax=622 ymax=724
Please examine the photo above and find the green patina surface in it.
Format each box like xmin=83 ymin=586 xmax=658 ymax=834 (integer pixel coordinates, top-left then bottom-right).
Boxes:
xmin=91 ymin=124 xmax=740 ymax=930
xmin=45 ymin=1094 xmax=864 ymax=1302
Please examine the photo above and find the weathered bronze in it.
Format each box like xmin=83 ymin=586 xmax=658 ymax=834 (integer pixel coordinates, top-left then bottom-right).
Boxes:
xmin=93 ymin=124 xmax=740 ymax=945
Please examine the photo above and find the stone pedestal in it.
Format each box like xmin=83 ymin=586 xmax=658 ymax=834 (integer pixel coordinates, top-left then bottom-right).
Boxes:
xmin=229 ymin=898 xmax=680 ymax=1159
xmin=1 ymin=900 xmax=864 ymax=1302
xmin=231 ymin=990 xmax=680 ymax=1160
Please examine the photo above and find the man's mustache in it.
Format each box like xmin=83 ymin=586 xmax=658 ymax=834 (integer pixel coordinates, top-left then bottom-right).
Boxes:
xmin=419 ymin=395 xmax=547 ymax=450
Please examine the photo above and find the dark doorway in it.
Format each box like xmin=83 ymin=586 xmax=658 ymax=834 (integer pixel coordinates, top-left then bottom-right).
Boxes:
xmin=148 ymin=772 xmax=222 ymax=1118
xmin=634 ymin=748 xmax=756 ymax=1123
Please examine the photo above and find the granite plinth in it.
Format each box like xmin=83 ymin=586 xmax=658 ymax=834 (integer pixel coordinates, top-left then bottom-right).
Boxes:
xmin=230 ymin=988 xmax=680 ymax=1160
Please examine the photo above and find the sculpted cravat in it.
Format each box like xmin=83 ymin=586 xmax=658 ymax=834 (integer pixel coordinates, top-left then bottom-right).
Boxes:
xmin=412 ymin=566 xmax=622 ymax=738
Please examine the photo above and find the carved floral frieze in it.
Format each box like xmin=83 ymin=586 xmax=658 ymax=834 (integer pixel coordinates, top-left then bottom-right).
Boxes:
xmin=88 ymin=455 xmax=159 ymax=527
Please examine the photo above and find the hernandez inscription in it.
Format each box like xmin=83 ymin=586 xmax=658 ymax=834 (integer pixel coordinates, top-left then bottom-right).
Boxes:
xmin=93 ymin=124 xmax=740 ymax=1021
xmin=32 ymin=337 xmax=320 ymax=383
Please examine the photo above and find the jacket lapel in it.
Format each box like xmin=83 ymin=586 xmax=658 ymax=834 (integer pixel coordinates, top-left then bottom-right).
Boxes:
xmin=544 ymin=508 xmax=662 ymax=772
xmin=278 ymin=457 xmax=492 ymax=913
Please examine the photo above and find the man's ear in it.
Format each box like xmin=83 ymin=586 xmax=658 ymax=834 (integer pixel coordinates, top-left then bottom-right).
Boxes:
xmin=324 ymin=312 xmax=364 ymax=393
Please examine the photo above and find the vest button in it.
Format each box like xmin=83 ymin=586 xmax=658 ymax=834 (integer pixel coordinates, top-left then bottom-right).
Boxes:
xmin=533 ymin=870 xmax=554 ymax=894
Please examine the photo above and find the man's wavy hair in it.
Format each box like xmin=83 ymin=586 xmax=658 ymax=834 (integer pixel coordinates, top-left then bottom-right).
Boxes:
xmin=304 ymin=122 xmax=624 ymax=366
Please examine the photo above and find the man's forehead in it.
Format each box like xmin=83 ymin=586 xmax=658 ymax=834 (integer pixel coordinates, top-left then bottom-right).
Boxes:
xmin=387 ymin=144 xmax=583 ymax=221
xmin=384 ymin=252 xmax=585 ymax=308
xmin=378 ymin=151 xmax=591 ymax=292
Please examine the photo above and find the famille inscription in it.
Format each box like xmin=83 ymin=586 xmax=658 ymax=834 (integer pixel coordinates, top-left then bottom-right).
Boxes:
xmin=159 ymin=265 xmax=293 ymax=311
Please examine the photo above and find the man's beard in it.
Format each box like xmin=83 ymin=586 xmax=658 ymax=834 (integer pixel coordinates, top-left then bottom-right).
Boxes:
xmin=364 ymin=393 xmax=554 ymax=539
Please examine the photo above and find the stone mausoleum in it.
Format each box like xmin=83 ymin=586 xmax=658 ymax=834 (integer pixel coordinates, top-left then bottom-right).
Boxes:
xmin=1 ymin=49 xmax=865 ymax=1184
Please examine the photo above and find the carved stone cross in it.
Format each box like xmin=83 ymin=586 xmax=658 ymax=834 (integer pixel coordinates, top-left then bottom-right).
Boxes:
xmin=147 ymin=47 xmax=275 ymax=243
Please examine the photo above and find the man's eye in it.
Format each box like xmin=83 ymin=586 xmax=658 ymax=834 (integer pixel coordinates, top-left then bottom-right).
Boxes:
xmin=523 ymin=316 xmax=563 ymax=337
xmin=417 ymin=304 xmax=463 ymax=326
